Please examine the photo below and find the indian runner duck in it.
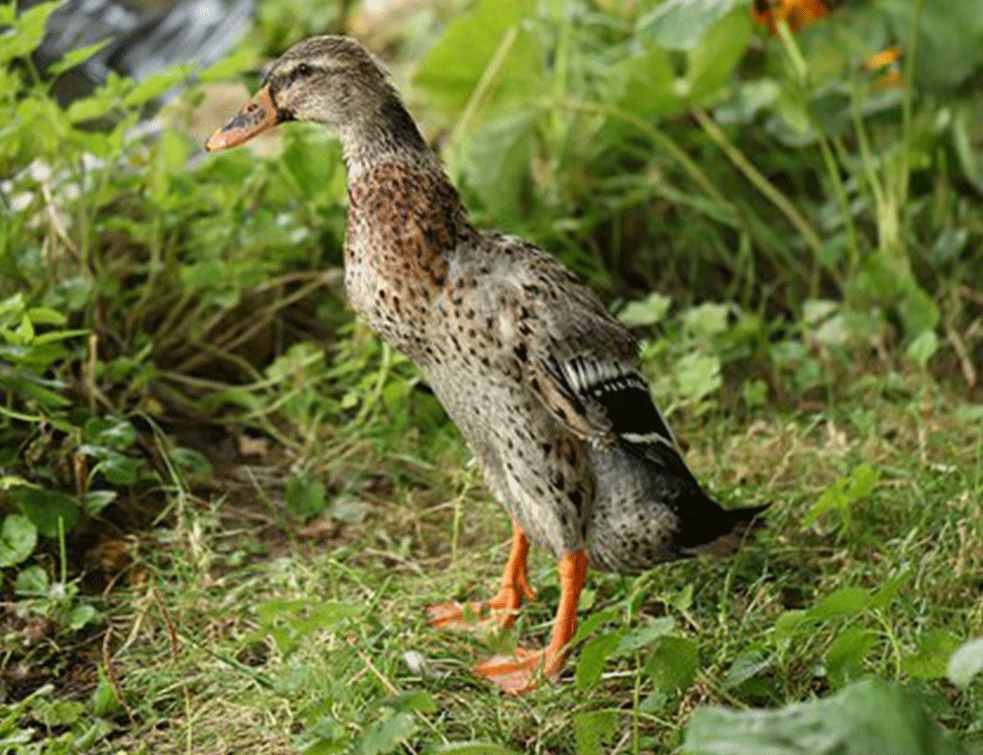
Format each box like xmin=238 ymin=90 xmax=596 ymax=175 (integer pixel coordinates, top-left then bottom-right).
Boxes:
xmin=205 ymin=35 xmax=767 ymax=694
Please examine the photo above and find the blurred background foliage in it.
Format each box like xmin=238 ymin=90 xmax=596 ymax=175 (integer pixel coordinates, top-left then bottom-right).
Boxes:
xmin=1 ymin=0 xmax=982 ymax=751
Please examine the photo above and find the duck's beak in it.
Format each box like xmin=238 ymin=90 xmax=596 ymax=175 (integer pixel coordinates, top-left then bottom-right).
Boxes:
xmin=205 ymin=85 xmax=285 ymax=151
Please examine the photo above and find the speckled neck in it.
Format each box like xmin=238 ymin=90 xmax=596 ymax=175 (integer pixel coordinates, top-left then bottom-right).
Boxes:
xmin=340 ymin=93 xmax=439 ymax=180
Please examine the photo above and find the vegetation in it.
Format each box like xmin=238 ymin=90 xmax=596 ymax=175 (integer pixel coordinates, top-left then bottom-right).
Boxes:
xmin=1 ymin=0 xmax=982 ymax=752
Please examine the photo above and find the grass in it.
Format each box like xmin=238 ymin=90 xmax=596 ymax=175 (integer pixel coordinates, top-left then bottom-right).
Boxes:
xmin=72 ymin=374 xmax=982 ymax=754
xmin=2 ymin=0 xmax=983 ymax=752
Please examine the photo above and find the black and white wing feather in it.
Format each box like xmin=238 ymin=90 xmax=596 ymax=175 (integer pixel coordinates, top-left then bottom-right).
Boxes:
xmin=498 ymin=240 xmax=693 ymax=480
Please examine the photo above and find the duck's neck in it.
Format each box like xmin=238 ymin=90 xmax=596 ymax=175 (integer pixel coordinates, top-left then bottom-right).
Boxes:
xmin=339 ymin=93 xmax=439 ymax=179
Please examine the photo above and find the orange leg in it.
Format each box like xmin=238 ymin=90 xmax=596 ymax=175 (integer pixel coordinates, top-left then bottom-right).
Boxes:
xmin=427 ymin=520 xmax=536 ymax=631
xmin=475 ymin=549 xmax=588 ymax=694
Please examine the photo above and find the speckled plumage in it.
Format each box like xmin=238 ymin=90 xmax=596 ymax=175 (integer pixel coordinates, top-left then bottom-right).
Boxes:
xmin=343 ymin=153 xmax=763 ymax=572
xmin=206 ymin=35 xmax=767 ymax=692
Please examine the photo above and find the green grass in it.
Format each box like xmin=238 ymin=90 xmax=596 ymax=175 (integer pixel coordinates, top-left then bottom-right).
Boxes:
xmin=68 ymin=376 xmax=981 ymax=754
xmin=2 ymin=0 xmax=983 ymax=752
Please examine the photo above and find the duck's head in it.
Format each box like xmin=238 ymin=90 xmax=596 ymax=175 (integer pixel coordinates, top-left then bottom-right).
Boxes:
xmin=206 ymin=35 xmax=425 ymax=157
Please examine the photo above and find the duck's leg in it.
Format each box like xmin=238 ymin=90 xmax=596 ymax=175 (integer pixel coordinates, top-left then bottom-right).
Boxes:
xmin=474 ymin=549 xmax=587 ymax=694
xmin=427 ymin=520 xmax=536 ymax=631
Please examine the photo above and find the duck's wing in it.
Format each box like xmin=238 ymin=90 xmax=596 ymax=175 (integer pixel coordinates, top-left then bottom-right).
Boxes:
xmin=491 ymin=237 xmax=693 ymax=480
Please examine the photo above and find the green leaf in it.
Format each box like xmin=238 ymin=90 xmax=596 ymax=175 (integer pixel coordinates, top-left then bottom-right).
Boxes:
xmin=0 ymin=514 xmax=38 ymax=566
xmin=870 ymin=571 xmax=910 ymax=610
xmin=0 ymin=1 xmax=61 ymax=62
xmin=458 ymin=109 xmax=539 ymax=224
xmin=414 ymin=0 xmax=543 ymax=116
xmin=682 ymin=678 xmax=972 ymax=755
xmin=947 ymin=638 xmax=983 ymax=689
xmin=644 ymin=636 xmax=698 ymax=696
xmin=906 ymin=330 xmax=939 ymax=370
xmin=685 ymin=8 xmax=751 ymax=101
xmin=803 ymin=463 xmax=881 ymax=530
xmin=903 ymin=631 xmax=962 ymax=680
xmin=83 ymin=490 xmax=117 ymax=517
xmin=16 ymin=489 xmax=79 ymax=538
xmin=573 ymin=711 xmax=617 ymax=755
xmin=84 ymin=417 xmax=137 ymax=450
xmin=570 ymin=606 xmax=619 ymax=646
xmin=611 ymin=46 xmax=678 ymax=121
xmin=356 ymin=710 xmax=416 ymax=755
xmin=90 ymin=666 xmax=122 ymax=718
xmin=45 ymin=39 xmax=113 ymax=77
xmin=30 ymin=700 xmax=84 ymax=727
xmin=67 ymin=604 xmax=98 ymax=631
xmin=683 ymin=303 xmax=730 ymax=337
xmin=639 ymin=0 xmax=745 ymax=50
xmin=826 ymin=628 xmax=878 ymax=688
xmin=810 ymin=587 xmax=873 ymax=619
xmin=286 ymin=473 xmax=328 ymax=523
xmin=619 ymin=292 xmax=672 ymax=327
xmin=14 ymin=565 xmax=49 ymax=596
xmin=613 ymin=617 xmax=675 ymax=656
xmin=723 ymin=651 xmax=772 ymax=689
xmin=576 ymin=631 xmax=622 ymax=691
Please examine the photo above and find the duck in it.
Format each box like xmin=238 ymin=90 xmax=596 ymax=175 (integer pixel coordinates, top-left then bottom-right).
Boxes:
xmin=205 ymin=35 xmax=768 ymax=694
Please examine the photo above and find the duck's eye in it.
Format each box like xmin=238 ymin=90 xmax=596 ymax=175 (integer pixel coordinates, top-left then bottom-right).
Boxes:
xmin=297 ymin=63 xmax=312 ymax=77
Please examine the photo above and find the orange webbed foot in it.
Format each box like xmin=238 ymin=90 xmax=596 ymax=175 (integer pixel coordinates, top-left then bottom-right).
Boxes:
xmin=427 ymin=521 xmax=535 ymax=633
xmin=425 ymin=579 xmax=534 ymax=632
xmin=474 ymin=648 xmax=562 ymax=694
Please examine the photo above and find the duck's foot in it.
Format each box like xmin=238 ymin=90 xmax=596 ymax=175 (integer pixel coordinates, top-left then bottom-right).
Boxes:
xmin=474 ymin=648 xmax=561 ymax=694
xmin=426 ymin=580 xmax=533 ymax=632
xmin=427 ymin=520 xmax=535 ymax=633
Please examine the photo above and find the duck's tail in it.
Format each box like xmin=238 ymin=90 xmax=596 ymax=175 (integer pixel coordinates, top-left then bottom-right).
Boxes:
xmin=677 ymin=502 xmax=770 ymax=558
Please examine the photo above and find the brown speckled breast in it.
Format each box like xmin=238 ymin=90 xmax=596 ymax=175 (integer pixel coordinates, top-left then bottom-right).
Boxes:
xmin=344 ymin=161 xmax=475 ymax=360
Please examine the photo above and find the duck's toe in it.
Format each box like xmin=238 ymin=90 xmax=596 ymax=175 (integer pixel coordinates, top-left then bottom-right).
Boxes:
xmin=474 ymin=648 xmax=556 ymax=694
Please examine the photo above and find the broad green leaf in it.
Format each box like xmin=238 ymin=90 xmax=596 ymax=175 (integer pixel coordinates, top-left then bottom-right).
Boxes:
xmin=45 ymin=39 xmax=113 ymax=77
xmin=85 ymin=417 xmax=137 ymax=450
xmin=947 ymin=638 xmax=983 ymax=689
xmin=14 ymin=565 xmax=49 ymax=596
xmin=826 ymin=628 xmax=878 ymax=688
xmin=457 ymin=109 xmax=539 ymax=224
xmin=387 ymin=690 xmax=436 ymax=714
xmin=870 ymin=570 xmax=910 ymax=610
xmin=286 ymin=473 xmax=328 ymax=523
xmin=17 ymin=489 xmax=79 ymax=538
xmin=570 ymin=606 xmax=619 ymax=646
xmin=682 ymin=679 xmax=971 ymax=755
xmin=0 ymin=1 xmax=60 ymax=62
xmin=683 ymin=303 xmax=730 ymax=337
xmin=573 ymin=711 xmax=617 ymax=755
xmin=356 ymin=710 xmax=416 ymax=755
xmin=810 ymin=587 xmax=872 ymax=619
xmin=67 ymin=604 xmax=98 ymax=631
xmin=30 ymin=700 xmax=84 ymax=727
xmin=613 ymin=617 xmax=675 ymax=656
xmin=639 ymin=0 xmax=745 ymax=50
xmin=686 ymin=8 xmax=751 ymax=102
xmin=620 ymin=292 xmax=672 ymax=327
xmin=724 ymin=651 xmax=772 ymax=689
xmin=774 ymin=609 xmax=810 ymax=639
xmin=644 ymin=636 xmax=698 ymax=696
xmin=906 ymin=330 xmax=939 ymax=370
xmin=903 ymin=631 xmax=962 ymax=680
xmin=611 ymin=46 xmax=678 ymax=121
xmin=576 ymin=631 xmax=623 ymax=691
xmin=415 ymin=0 xmax=543 ymax=116
xmin=0 ymin=514 xmax=38 ymax=566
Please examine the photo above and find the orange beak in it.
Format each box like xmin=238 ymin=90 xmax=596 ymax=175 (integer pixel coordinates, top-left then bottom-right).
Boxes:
xmin=205 ymin=85 xmax=285 ymax=152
